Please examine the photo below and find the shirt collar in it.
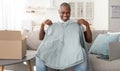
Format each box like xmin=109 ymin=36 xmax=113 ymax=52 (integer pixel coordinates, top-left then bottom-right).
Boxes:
xmin=59 ymin=19 xmax=70 ymax=24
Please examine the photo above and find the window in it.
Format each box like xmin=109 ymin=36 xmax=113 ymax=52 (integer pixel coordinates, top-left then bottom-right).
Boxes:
xmin=0 ymin=0 xmax=25 ymax=30
xmin=69 ymin=1 xmax=94 ymax=20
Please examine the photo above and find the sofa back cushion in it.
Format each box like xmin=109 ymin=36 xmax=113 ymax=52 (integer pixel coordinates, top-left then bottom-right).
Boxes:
xmin=23 ymin=30 xmax=41 ymax=50
xmin=89 ymin=33 xmax=120 ymax=58
xmin=86 ymin=30 xmax=108 ymax=51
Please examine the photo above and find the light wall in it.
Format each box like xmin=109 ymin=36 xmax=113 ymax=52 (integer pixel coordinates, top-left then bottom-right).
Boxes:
xmin=109 ymin=0 xmax=120 ymax=32
xmin=24 ymin=0 xmax=109 ymax=30
xmin=93 ymin=0 xmax=108 ymax=30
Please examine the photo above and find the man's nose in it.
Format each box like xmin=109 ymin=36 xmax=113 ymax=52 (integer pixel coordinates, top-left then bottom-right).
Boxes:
xmin=63 ymin=13 xmax=67 ymax=16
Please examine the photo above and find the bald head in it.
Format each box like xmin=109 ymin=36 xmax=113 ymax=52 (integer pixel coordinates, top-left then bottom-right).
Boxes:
xmin=60 ymin=2 xmax=71 ymax=12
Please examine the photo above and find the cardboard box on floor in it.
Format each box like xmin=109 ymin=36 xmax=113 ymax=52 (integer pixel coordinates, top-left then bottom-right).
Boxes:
xmin=0 ymin=30 xmax=27 ymax=59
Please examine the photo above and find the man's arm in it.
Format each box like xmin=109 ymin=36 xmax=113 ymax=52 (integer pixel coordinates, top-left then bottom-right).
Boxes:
xmin=83 ymin=20 xmax=92 ymax=43
xmin=77 ymin=19 xmax=92 ymax=43
xmin=39 ymin=19 xmax=52 ymax=40
xmin=39 ymin=23 xmax=45 ymax=40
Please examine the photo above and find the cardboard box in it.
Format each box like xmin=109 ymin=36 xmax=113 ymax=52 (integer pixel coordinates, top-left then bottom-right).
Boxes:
xmin=0 ymin=30 xmax=27 ymax=59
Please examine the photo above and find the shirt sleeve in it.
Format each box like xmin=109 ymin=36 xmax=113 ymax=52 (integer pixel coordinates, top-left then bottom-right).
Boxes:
xmin=44 ymin=24 xmax=49 ymax=31
xmin=44 ymin=25 xmax=53 ymax=35
xmin=74 ymin=20 xmax=86 ymax=32
xmin=81 ymin=24 xmax=86 ymax=32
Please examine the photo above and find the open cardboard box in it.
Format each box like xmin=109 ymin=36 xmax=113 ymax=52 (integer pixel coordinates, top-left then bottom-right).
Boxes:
xmin=0 ymin=30 xmax=27 ymax=59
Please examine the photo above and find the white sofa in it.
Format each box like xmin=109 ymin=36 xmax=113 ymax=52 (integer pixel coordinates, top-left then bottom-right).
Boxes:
xmin=87 ymin=30 xmax=120 ymax=71
xmin=23 ymin=30 xmax=120 ymax=71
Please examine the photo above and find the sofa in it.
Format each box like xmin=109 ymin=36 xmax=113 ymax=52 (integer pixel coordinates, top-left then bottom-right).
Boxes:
xmin=87 ymin=30 xmax=120 ymax=71
xmin=24 ymin=30 xmax=120 ymax=71
xmin=24 ymin=29 xmax=120 ymax=71
xmin=4 ymin=30 xmax=120 ymax=71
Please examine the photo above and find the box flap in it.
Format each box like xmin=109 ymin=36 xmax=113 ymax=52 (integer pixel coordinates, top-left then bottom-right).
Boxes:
xmin=0 ymin=30 xmax=22 ymax=40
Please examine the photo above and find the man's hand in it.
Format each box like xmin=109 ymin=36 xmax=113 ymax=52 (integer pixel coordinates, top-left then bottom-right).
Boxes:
xmin=77 ymin=19 xmax=88 ymax=26
xmin=42 ymin=19 xmax=52 ymax=26
xmin=39 ymin=19 xmax=52 ymax=40
xmin=77 ymin=19 xmax=92 ymax=43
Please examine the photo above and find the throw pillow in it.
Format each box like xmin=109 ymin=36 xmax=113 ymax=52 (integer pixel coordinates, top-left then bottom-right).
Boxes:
xmin=23 ymin=30 xmax=41 ymax=50
xmin=89 ymin=33 xmax=120 ymax=58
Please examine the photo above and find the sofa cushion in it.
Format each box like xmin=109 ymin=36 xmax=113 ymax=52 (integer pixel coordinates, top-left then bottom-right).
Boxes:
xmin=23 ymin=30 xmax=41 ymax=50
xmin=89 ymin=33 xmax=120 ymax=58
xmin=89 ymin=54 xmax=120 ymax=71
xmin=86 ymin=30 xmax=108 ymax=51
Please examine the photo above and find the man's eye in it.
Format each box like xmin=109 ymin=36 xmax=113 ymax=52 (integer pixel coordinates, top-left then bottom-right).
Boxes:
xmin=61 ymin=12 xmax=64 ymax=14
xmin=61 ymin=12 xmax=69 ymax=14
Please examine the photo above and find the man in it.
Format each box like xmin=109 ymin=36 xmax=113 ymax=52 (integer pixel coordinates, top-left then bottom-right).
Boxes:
xmin=36 ymin=2 xmax=92 ymax=71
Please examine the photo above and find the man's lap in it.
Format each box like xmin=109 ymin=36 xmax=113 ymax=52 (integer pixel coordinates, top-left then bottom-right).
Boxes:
xmin=36 ymin=48 xmax=87 ymax=71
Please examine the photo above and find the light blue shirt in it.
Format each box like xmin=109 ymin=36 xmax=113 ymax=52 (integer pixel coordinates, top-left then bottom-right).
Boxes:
xmin=36 ymin=20 xmax=87 ymax=69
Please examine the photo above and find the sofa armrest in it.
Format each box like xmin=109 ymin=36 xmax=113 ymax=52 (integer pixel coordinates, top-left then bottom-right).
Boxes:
xmin=109 ymin=42 xmax=120 ymax=60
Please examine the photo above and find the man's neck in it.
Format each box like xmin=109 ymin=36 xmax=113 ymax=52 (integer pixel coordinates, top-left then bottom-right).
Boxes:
xmin=59 ymin=19 xmax=70 ymax=23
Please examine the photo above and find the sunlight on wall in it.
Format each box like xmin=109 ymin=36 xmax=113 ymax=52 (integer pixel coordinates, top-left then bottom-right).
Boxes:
xmin=25 ymin=0 xmax=107 ymax=31
xmin=25 ymin=0 xmax=52 ymax=8
xmin=93 ymin=0 xmax=108 ymax=30
xmin=0 ymin=0 xmax=25 ymax=30
xmin=0 ymin=0 xmax=110 ymax=31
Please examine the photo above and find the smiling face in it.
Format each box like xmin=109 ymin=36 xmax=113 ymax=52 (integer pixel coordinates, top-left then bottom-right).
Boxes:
xmin=59 ymin=3 xmax=71 ymax=22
